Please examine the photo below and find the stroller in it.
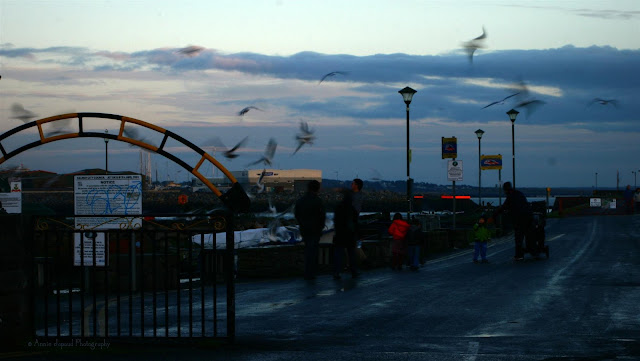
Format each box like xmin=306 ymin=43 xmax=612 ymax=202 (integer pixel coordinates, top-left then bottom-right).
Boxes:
xmin=525 ymin=201 xmax=549 ymax=259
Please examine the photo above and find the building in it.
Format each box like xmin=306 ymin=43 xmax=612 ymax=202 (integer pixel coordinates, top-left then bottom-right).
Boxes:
xmin=194 ymin=169 xmax=322 ymax=192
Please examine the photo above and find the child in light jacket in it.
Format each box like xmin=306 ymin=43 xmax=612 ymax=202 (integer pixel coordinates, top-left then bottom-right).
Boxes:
xmin=472 ymin=216 xmax=491 ymax=263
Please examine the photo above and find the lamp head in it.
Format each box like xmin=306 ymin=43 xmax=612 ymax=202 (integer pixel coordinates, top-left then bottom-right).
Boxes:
xmin=506 ymin=109 xmax=519 ymax=122
xmin=475 ymin=129 xmax=485 ymax=139
xmin=398 ymin=86 xmax=417 ymax=105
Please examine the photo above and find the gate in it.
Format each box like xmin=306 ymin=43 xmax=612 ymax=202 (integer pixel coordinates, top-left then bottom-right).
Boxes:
xmin=31 ymin=211 xmax=237 ymax=343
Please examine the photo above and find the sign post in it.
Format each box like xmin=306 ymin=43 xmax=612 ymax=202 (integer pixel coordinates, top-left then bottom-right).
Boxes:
xmin=74 ymin=174 xmax=143 ymax=268
xmin=447 ymin=159 xmax=463 ymax=230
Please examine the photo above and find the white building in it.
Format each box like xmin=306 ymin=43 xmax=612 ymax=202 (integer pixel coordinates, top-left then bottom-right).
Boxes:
xmin=194 ymin=169 xmax=322 ymax=192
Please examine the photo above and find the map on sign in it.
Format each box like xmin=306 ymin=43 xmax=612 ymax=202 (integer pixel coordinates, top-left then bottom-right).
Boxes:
xmin=75 ymin=175 xmax=142 ymax=215
xmin=74 ymin=175 xmax=143 ymax=230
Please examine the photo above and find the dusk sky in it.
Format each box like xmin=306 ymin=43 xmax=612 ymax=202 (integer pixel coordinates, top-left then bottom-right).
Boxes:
xmin=1 ymin=0 xmax=639 ymax=188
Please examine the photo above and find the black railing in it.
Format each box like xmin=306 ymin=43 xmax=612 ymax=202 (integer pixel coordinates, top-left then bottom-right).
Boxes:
xmin=31 ymin=213 xmax=235 ymax=343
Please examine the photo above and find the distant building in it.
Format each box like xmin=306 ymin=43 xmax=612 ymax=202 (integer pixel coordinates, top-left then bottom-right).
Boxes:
xmin=193 ymin=169 xmax=322 ymax=192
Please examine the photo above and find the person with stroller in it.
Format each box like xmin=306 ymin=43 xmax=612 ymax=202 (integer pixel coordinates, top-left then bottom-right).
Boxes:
xmin=472 ymin=216 xmax=491 ymax=263
xmin=388 ymin=213 xmax=410 ymax=270
xmin=491 ymin=181 xmax=533 ymax=261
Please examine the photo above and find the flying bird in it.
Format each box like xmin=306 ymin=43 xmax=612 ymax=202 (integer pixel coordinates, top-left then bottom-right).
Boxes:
xmin=482 ymin=92 xmax=521 ymax=109
xmin=238 ymin=106 xmax=263 ymax=116
xmin=204 ymin=136 xmax=249 ymax=159
xmin=10 ymin=103 xmax=37 ymax=122
xmin=462 ymin=26 xmax=487 ymax=63
xmin=176 ymin=45 xmax=204 ymax=57
xmin=588 ymin=98 xmax=618 ymax=107
xmin=254 ymin=168 xmax=267 ymax=194
xmin=292 ymin=121 xmax=316 ymax=155
xmin=247 ymin=138 xmax=277 ymax=167
xmin=319 ymin=71 xmax=348 ymax=84
xmin=514 ymin=99 xmax=546 ymax=118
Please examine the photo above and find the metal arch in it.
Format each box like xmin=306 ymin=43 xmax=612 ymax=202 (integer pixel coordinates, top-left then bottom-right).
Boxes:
xmin=0 ymin=112 xmax=238 ymax=198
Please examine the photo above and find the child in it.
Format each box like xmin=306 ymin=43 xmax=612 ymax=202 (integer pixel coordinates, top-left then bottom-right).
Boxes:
xmin=472 ymin=216 xmax=491 ymax=263
xmin=388 ymin=213 xmax=410 ymax=270
xmin=406 ymin=218 xmax=422 ymax=271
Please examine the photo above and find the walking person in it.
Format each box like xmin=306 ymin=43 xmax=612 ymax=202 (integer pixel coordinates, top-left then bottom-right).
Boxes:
xmin=406 ymin=218 xmax=422 ymax=271
xmin=332 ymin=190 xmax=360 ymax=280
xmin=295 ymin=180 xmax=326 ymax=281
xmin=623 ymin=185 xmax=634 ymax=214
xmin=492 ymin=181 xmax=533 ymax=261
xmin=388 ymin=213 xmax=410 ymax=270
xmin=472 ymin=216 xmax=491 ymax=263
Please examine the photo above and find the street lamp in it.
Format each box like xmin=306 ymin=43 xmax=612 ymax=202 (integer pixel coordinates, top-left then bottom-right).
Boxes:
xmin=506 ymin=109 xmax=519 ymax=189
xmin=633 ymin=171 xmax=637 ymax=188
xmin=399 ymin=86 xmax=417 ymax=219
xmin=475 ymin=129 xmax=485 ymax=208
xmin=104 ymin=129 xmax=109 ymax=174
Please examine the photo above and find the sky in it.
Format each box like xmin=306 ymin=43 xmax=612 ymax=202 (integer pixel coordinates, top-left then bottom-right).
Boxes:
xmin=0 ymin=0 xmax=639 ymax=189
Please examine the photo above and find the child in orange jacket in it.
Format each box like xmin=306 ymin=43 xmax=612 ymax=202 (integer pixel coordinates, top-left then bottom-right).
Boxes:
xmin=388 ymin=213 xmax=410 ymax=270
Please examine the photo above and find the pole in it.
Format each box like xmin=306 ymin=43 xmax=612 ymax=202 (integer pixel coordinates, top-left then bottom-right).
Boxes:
xmin=478 ymin=137 xmax=482 ymax=209
xmin=595 ymin=172 xmax=598 ymax=192
xmin=105 ymin=141 xmax=108 ymax=174
xmin=406 ymin=103 xmax=411 ymax=220
xmin=511 ymin=121 xmax=515 ymax=189
xmin=452 ymin=180 xmax=456 ymax=230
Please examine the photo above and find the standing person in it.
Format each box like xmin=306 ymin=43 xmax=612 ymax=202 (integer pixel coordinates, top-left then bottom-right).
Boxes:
xmin=623 ymin=185 xmax=634 ymax=214
xmin=295 ymin=180 xmax=326 ymax=281
xmin=634 ymin=188 xmax=640 ymax=213
xmin=472 ymin=216 xmax=491 ymax=263
xmin=388 ymin=213 xmax=410 ymax=270
xmin=351 ymin=178 xmax=364 ymax=216
xmin=406 ymin=218 xmax=422 ymax=271
xmin=492 ymin=181 xmax=532 ymax=261
xmin=332 ymin=190 xmax=360 ymax=280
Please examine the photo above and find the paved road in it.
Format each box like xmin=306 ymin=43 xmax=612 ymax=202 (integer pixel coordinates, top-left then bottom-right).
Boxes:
xmin=6 ymin=214 xmax=640 ymax=360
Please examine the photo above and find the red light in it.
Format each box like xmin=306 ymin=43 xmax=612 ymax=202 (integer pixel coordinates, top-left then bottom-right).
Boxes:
xmin=413 ymin=195 xmax=424 ymax=199
xmin=441 ymin=195 xmax=471 ymax=199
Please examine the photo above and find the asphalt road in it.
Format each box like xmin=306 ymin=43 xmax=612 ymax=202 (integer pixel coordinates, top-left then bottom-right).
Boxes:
xmin=7 ymin=214 xmax=640 ymax=360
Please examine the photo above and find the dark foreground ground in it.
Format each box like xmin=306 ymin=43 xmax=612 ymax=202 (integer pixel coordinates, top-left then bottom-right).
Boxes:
xmin=3 ymin=214 xmax=640 ymax=361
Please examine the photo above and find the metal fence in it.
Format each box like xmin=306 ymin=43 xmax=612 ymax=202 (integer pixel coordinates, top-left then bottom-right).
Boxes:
xmin=31 ymin=212 xmax=236 ymax=343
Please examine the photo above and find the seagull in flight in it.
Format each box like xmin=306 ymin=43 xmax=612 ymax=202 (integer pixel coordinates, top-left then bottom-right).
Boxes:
xmin=204 ymin=136 xmax=249 ymax=159
xmin=176 ymin=45 xmax=204 ymax=57
xmin=319 ymin=71 xmax=348 ymax=84
xmin=247 ymin=138 xmax=277 ymax=167
xmin=514 ymin=99 xmax=546 ymax=118
xmin=588 ymin=98 xmax=618 ymax=107
xmin=238 ymin=106 xmax=263 ymax=116
xmin=462 ymin=26 xmax=487 ymax=64
xmin=482 ymin=92 xmax=521 ymax=109
xmin=10 ymin=103 xmax=38 ymax=122
xmin=292 ymin=121 xmax=316 ymax=155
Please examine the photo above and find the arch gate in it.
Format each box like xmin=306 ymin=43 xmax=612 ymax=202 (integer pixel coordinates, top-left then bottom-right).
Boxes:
xmin=0 ymin=113 xmax=250 ymax=344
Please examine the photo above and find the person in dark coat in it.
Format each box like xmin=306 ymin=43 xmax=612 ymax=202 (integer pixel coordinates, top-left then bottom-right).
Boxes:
xmin=332 ymin=190 xmax=360 ymax=280
xmin=492 ymin=181 xmax=532 ymax=260
xmin=295 ymin=180 xmax=326 ymax=280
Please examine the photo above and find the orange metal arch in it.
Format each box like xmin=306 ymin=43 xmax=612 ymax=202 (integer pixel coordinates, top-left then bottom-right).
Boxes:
xmin=0 ymin=112 xmax=240 ymax=199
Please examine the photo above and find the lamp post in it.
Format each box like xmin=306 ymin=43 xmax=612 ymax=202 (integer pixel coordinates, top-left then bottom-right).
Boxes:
xmin=475 ymin=129 xmax=485 ymax=208
xmin=595 ymin=172 xmax=598 ymax=192
xmin=506 ymin=109 xmax=519 ymax=189
xmin=633 ymin=171 xmax=637 ymax=188
xmin=399 ymin=86 xmax=417 ymax=219
xmin=104 ymin=129 xmax=109 ymax=174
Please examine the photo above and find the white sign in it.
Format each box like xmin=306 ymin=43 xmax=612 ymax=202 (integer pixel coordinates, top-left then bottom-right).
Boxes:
xmin=590 ymin=198 xmax=602 ymax=207
xmin=610 ymin=199 xmax=617 ymax=209
xmin=447 ymin=160 xmax=463 ymax=181
xmin=73 ymin=231 xmax=107 ymax=266
xmin=0 ymin=181 xmax=21 ymax=213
